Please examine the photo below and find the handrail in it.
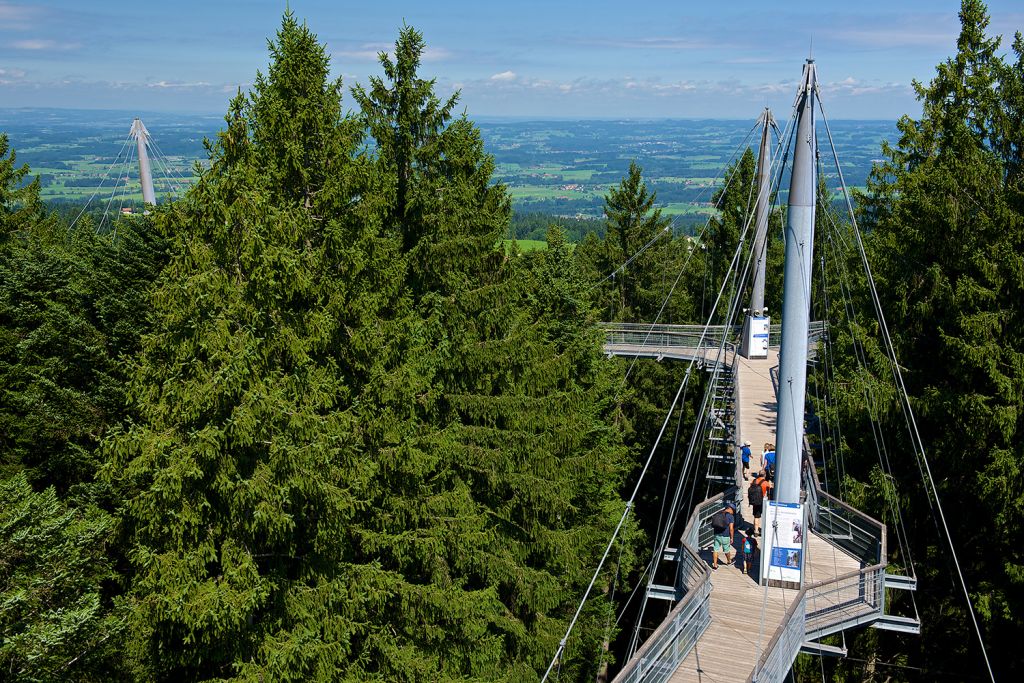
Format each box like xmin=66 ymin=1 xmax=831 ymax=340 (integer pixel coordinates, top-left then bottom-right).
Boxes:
xmin=600 ymin=321 xmax=827 ymax=354
xmin=747 ymin=454 xmax=887 ymax=682
xmin=612 ymin=492 xmax=724 ymax=683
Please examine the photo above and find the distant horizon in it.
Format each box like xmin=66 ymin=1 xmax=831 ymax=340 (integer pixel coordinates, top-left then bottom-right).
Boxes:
xmin=0 ymin=106 xmax=901 ymax=125
xmin=1 ymin=1 xmax=1021 ymax=119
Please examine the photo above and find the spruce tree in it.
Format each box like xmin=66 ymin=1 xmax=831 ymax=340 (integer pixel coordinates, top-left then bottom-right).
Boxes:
xmin=0 ymin=473 xmax=123 ymax=682
xmin=104 ymin=14 xmax=403 ymax=680
xmin=350 ymin=28 xmax=635 ymax=680
xmin=0 ymin=134 xmax=43 ymax=244
xmin=702 ymin=147 xmax=756 ymax=321
xmin=824 ymin=1 xmax=1023 ymax=677
xmin=577 ymin=161 xmax=682 ymax=323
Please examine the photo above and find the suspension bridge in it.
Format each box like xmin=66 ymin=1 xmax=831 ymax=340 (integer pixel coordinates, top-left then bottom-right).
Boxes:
xmin=543 ymin=58 xmax=995 ymax=683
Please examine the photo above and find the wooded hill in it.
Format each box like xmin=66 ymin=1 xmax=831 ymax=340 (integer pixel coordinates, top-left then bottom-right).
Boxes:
xmin=1 ymin=2 xmax=1021 ymax=681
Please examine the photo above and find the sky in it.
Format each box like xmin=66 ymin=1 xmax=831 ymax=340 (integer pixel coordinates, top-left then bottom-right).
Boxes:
xmin=0 ymin=0 xmax=1022 ymax=120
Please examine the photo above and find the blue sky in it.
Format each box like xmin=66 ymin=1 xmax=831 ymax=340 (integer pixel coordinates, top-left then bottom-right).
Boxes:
xmin=0 ymin=0 xmax=1021 ymax=119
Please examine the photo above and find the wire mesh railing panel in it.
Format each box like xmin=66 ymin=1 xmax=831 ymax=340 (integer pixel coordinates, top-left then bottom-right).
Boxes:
xmin=613 ymin=493 xmax=722 ymax=683
xmin=751 ymin=593 xmax=808 ymax=683
xmin=682 ymin=492 xmax=726 ymax=549
xmin=600 ymin=323 xmax=735 ymax=350
xmin=601 ymin=321 xmax=826 ymax=354
xmin=614 ymin=580 xmax=712 ymax=683
xmin=813 ymin=493 xmax=884 ymax=565
xmin=805 ymin=567 xmax=885 ymax=638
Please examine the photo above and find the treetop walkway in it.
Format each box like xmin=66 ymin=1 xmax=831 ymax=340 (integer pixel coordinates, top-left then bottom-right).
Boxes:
xmin=608 ymin=337 xmax=917 ymax=683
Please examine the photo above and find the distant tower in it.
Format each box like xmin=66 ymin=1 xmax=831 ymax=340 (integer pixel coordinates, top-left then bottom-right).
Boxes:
xmin=739 ymin=107 xmax=776 ymax=359
xmin=749 ymin=106 xmax=776 ymax=316
xmin=128 ymin=117 xmax=156 ymax=205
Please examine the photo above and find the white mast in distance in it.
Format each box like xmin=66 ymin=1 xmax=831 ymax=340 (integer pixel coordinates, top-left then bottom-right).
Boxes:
xmin=129 ymin=117 xmax=156 ymax=206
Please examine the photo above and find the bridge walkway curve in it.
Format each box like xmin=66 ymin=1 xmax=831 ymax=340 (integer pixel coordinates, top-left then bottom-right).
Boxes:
xmin=610 ymin=332 xmax=899 ymax=683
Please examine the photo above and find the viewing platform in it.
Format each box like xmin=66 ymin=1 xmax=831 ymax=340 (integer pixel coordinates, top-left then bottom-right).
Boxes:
xmin=601 ymin=322 xmax=826 ymax=364
xmin=606 ymin=329 xmax=917 ymax=683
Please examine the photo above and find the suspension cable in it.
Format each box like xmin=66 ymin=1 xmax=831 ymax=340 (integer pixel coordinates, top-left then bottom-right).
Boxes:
xmin=817 ymin=93 xmax=995 ymax=683
xmin=67 ymin=133 xmax=133 ymax=232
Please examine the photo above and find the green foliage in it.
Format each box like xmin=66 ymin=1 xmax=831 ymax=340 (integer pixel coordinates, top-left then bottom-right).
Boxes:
xmin=95 ymin=14 xmax=636 ymax=682
xmin=0 ymin=219 xmax=165 ymax=491
xmin=511 ymin=211 xmax=604 ymax=242
xmin=577 ymin=161 xmax=694 ymax=324
xmin=812 ymin=2 xmax=1024 ymax=679
xmin=346 ymin=31 xmax=636 ymax=680
xmin=0 ymin=473 xmax=124 ymax=682
xmin=0 ymin=133 xmax=43 ymax=244
xmin=103 ymin=14 xmax=398 ymax=681
xmin=352 ymin=24 xmax=460 ymax=256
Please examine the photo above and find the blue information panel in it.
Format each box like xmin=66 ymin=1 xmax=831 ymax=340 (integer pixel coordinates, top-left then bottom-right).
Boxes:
xmin=761 ymin=501 xmax=804 ymax=583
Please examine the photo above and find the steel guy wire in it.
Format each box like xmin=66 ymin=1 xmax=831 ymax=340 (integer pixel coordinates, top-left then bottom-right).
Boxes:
xmin=818 ymin=92 xmax=993 ymax=683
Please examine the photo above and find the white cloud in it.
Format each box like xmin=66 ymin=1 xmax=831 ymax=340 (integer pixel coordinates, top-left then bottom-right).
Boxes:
xmin=490 ymin=70 xmax=517 ymax=82
xmin=590 ymin=37 xmax=713 ymax=51
xmin=10 ymin=38 xmax=80 ymax=51
xmin=422 ymin=46 xmax=453 ymax=62
xmin=332 ymin=43 xmax=452 ymax=63
xmin=333 ymin=42 xmax=392 ymax=62
xmin=147 ymin=80 xmax=212 ymax=89
xmin=0 ymin=66 xmax=27 ymax=85
xmin=0 ymin=2 xmax=40 ymax=30
xmin=723 ymin=57 xmax=781 ymax=65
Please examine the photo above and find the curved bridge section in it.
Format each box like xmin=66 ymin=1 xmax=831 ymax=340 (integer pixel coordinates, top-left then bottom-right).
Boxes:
xmin=601 ymin=322 xmax=827 ymax=363
xmin=609 ymin=324 xmax=916 ymax=683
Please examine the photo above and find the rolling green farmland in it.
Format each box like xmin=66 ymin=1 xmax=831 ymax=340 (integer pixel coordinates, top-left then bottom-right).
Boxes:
xmin=1 ymin=109 xmax=898 ymax=229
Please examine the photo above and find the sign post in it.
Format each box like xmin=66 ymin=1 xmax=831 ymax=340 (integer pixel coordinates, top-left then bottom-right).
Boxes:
xmin=760 ymin=501 xmax=806 ymax=587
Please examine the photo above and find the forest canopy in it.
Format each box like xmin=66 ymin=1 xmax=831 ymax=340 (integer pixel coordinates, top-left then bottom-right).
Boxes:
xmin=1 ymin=2 xmax=1021 ymax=681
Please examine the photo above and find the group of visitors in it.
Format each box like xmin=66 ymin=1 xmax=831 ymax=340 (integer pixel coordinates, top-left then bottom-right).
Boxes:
xmin=737 ymin=440 xmax=775 ymax=536
xmin=708 ymin=438 xmax=783 ymax=574
xmin=738 ymin=440 xmax=775 ymax=482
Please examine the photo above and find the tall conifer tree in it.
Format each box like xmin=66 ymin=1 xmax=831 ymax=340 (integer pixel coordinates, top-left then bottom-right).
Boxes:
xmin=820 ymin=2 xmax=1023 ymax=677
xmin=105 ymin=14 xmax=403 ymax=679
xmin=351 ymin=27 xmax=635 ymax=680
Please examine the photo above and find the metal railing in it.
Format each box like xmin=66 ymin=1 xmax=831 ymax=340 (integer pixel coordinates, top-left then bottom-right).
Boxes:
xmin=601 ymin=321 xmax=827 ymax=358
xmin=601 ymin=322 xmax=736 ymax=351
xmin=748 ymin=457 xmax=886 ymax=682
xmin=612 ymin=492 xmax=723 ymax=683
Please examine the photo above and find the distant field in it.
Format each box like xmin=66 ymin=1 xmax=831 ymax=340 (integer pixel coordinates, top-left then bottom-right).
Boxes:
xmin=502 ymin=239 xmax=548 ymax=252
xmin=0 ymin=110 xmax=899 ymax=221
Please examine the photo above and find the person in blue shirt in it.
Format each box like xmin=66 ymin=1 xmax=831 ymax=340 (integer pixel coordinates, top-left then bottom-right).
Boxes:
xmin=764 ymin=444 xmax=777 ymax=481
xmin=710 ymin=501 xmax=736 ymax=569
xmin=740 ymin=440 xmax=752 ymax=478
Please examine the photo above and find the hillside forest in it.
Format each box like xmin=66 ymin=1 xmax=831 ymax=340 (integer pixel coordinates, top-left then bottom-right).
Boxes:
xmin=1 ymin=2 xmax=1022 ymax=681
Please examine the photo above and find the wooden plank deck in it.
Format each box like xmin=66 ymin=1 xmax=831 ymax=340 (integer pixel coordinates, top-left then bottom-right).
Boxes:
xmin=667 ymin=350 xmax=861 ymax=683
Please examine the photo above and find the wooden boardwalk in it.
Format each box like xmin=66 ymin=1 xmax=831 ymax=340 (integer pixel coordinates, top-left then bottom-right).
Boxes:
xmin=667 ymin=350 xmax=861 ymax=683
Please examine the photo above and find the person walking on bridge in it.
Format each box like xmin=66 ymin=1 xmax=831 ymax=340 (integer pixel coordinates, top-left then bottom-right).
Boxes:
xmin=740 ymin=440 xmax=752 ymax=478
xmin=764 ymin=443 xmax=777 ymax=482
xmin=710 ymin=501 xmax=736 ymax=569
xmin=749 ymin=473 xmax=773 ymax=536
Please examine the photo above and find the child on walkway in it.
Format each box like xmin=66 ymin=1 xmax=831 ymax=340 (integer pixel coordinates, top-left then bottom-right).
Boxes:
xmin=739 ymin=529 xmax=759 ymax=577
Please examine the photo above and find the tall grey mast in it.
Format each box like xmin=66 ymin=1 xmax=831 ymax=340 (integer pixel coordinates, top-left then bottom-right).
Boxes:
xmin=129 ymin=117 xmax=156 ymax=206
xmin=739 ymin=108 xmax=776 ymax=360
xmin=749 ymin=107 xmax=775 ymax=315
xmin=774 ymin=60 xmax=817 ymax=505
